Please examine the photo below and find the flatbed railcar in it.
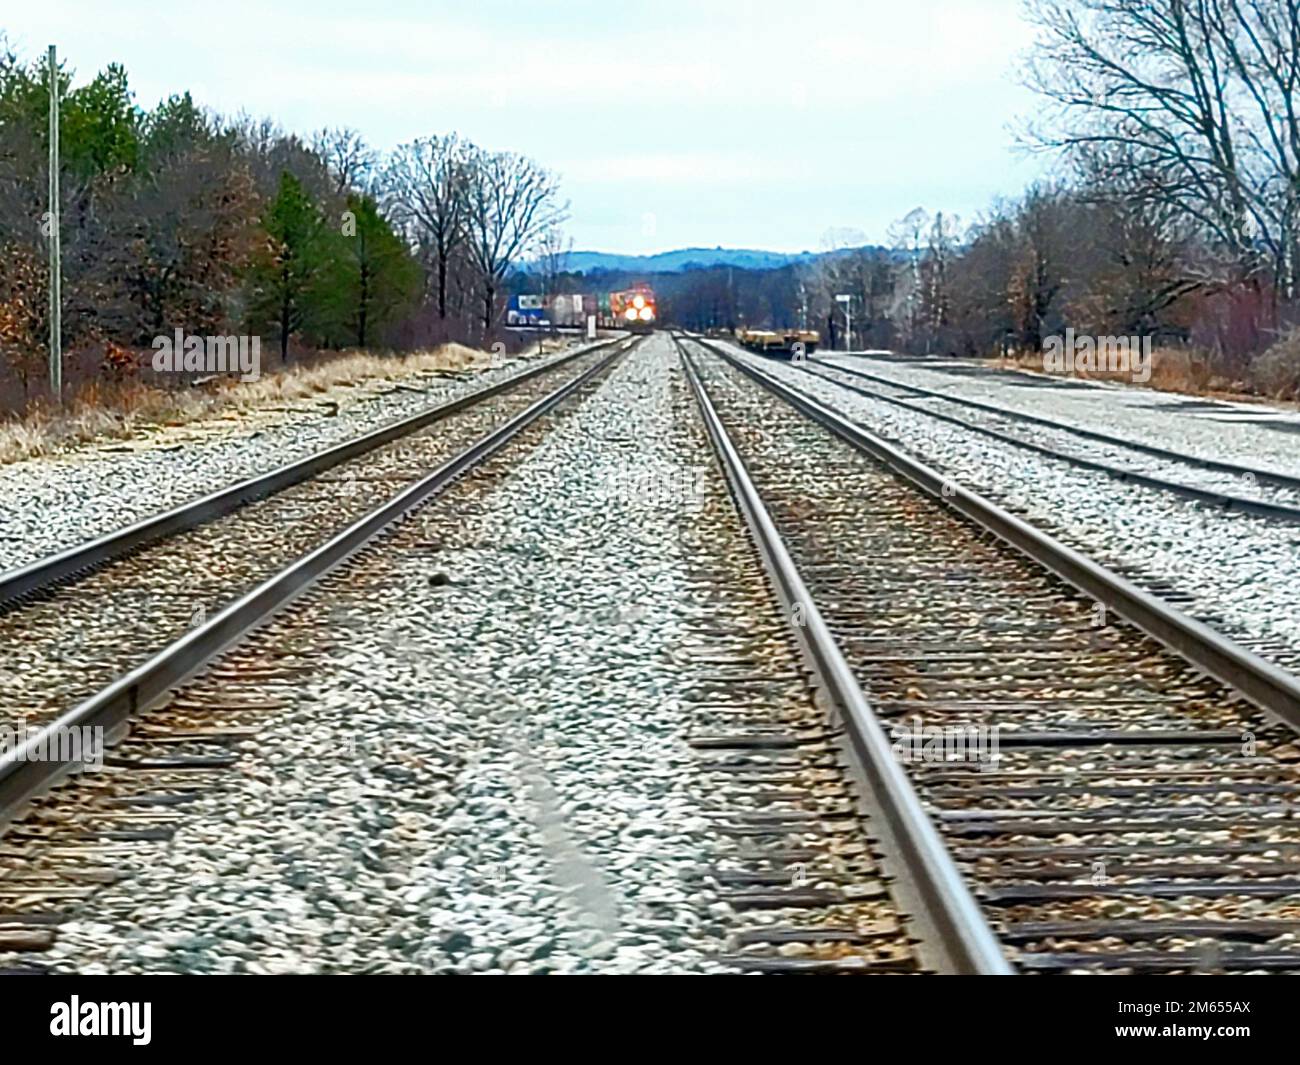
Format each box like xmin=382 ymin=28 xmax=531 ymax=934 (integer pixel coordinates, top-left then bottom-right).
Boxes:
xmin=735 ymin=327 xmax=820 ymax=359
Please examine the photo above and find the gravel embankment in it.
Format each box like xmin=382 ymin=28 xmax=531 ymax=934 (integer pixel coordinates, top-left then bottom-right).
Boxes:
xmin=0 ymin=341 xmax=605 ymax=572
xmin=736 ymin=346 xmax=1300 ymax=665
xmin=25 ymin=334 xmax=736 ymax=974
xmin=0 ymin=359 xmax=601 ymax=732
xmin=806 ymin=362 xmax=1300 ymax=509
xmin=820 ymin=352 xmax=1300 ymax=479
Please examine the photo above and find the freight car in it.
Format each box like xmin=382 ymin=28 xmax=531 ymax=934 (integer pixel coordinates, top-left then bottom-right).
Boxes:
xmin=735 ymin=327 xmax=820 ymax=358
xmin=506 ymin=293 xmax=595 ymax=329
xmin=548 ymin=293 xmax=589 ymax=329
xmin=505 ymin=294 xmax=548 ymax=327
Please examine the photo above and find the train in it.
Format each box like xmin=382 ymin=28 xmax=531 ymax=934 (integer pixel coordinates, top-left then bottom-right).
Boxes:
xmin=505 ymin=293 xmax=590 ymax=328
xmin=505 ymin=294 xmax=548 ymax=327
xmin=505 ymin=287 xmax=658 ymax=334
xmin=600 ymin=287 xmax=657 ymax=334
xmin=735 ymin=327 xmax=820 ymax=358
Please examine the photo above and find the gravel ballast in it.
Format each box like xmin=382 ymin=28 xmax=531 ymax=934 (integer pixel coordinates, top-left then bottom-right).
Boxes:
xmin=17 ymin=334 xmax=750 ymax=974
xmin=0 ymin=341 xmax=607 ymax=572
xmin=820 ymin=352 xmax=1300 ymax=479
xmin=735 ymin=345 xmax=1300 ymax=667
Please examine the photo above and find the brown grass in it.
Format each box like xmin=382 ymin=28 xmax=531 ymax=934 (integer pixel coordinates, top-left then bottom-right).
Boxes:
xmin=0 ymin=342 xmax=521 ymax=466
xmin=993 ymin=346 xmax=1296 ymax=405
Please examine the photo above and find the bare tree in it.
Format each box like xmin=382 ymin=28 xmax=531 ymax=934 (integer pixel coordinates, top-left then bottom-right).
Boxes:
xmin=228 ymin=115 xmax=336 ymax=207
xmin=536 ymin=223 xmax=572 ymax=335
xmin=886 ymin=208 xmax=929 ymax=345
xmin=97 ymin=143 xmax=259 ymax=342
xmin=946 ymin=204 xmax=1020 ymax=355
xmin=917 ymin=211 xmax=962 ymax=351
xmin=802 ymin=230 xmax=896 ymax=351
xmin=1002 ymin=186 xmax=1072 ymax=353
xmin=461 ymin=147 xmax=566 ymax=333
xmin=537 ymin=224 xmax=571 ymax=298
xmin=312 ymin=127 xmax=377 ymax=196
xmin=382 ymin=134 xmax=470 ymax=321
xmin=1024 ymin=0 xmax=1300 ymax=298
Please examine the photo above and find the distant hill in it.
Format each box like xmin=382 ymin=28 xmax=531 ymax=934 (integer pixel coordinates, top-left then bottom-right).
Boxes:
xmin=563 ymin=247 xmax=825 ymax=274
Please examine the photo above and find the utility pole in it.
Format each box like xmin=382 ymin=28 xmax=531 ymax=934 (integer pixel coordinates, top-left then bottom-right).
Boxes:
xmin=835 ymin=293 xmax=853 ymax=353
xmin=47 ymin=44 xmax=62 ymax=403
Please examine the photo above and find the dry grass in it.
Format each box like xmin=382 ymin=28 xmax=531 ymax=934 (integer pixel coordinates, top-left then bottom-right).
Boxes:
xmin=993 ymin=346 xmax=1285 ymax=403
xmin=0 ymin=342 xmax=514 ymax=466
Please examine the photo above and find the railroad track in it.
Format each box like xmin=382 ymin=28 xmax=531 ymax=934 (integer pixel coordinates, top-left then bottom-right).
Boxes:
xmin=8 ymin=328 xmax=1298 ymax=975
xmin=676 ymin=341 xmax=1006 ymax=974
xmin=0 ymin=336 xmax=629 ymax=608
xmin=3 ymin=329 xmax=1005 ymax=975
xmin=0 ymin=337 xmax=637 ymax=747
xmin=677 ymin=332 xmax=1300 ymax=973
xmin=3 ymin=329 xmax=977 ymax=975
xmin=796 ymin=355 xmax=1300 ymax=522
xmin=0 ymin=339 xmax=635 ymax=825
xmin=724 ymin=340 xmax=1300 ymax=677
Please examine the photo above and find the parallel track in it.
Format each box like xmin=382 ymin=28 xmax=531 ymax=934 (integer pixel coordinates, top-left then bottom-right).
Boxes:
xmin=0 ymin=335 xmax=628 ymax=608
xmin=681 ymin=333 xmax=1300 ymax=973
xmin=796 ymin=355 xmax=1300 ymax=522
xmin=679 ymin=336 xmax=1009 ymax=974
xmin=674 ymin=368 xmax=931 ymax=973
xmin=0 ymin=339 xmax=638 ymax=741
xmin=0 ymin=341 xmax=633 ymax=825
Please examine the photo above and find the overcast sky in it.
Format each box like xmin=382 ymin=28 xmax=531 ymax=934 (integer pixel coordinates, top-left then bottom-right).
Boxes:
xmin=6 ymin=0 xmax=1053 ymax=254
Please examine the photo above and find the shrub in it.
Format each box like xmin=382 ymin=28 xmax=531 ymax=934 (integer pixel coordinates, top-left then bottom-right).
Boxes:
xmin=1251 ymin=330 xmax=1300 ymax=399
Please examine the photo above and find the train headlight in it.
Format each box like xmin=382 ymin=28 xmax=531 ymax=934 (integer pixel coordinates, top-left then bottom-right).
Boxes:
xmin=639 ymin=307 xmax=654 ymax=321
xmin=624 ymin=307 xmax=638 ymax=320
xmin=633 ymin=295 xmax=646 ymax=309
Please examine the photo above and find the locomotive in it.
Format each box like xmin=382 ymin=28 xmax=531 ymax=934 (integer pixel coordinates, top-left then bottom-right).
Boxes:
xmin=600 ymin=287 xmax=657 ymax=334
xmin=506 ymin=287 xmax=658 ymax=334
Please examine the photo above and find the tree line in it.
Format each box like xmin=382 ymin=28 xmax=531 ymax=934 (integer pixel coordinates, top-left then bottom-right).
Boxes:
xmin=628 ymin=1 xmax=1299 ymax=394
xmin=7 ymin=2 xmax=1300 ymax=410
xmin=0 ymin=38 xmax=565 ymax=407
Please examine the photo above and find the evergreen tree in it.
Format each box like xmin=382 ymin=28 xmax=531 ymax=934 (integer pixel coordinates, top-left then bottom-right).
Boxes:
xmin=318 ymin=193 xmax=419 ymax=348
xmin=245 ymin=171 xmax=329 ymax=362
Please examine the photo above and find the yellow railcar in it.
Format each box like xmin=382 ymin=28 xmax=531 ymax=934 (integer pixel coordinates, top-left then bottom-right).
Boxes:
xmin=735 ymin=328 xmax=820 ymax=358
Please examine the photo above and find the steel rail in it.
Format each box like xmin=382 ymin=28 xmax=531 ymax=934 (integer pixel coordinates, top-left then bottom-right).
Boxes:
xmin=676 ymin=336 xmax=1012 ymax=976
xmin=0 ymin=341 xmax=630 ymax=823
xmin=812 ymin=355 xmax=1300 ymax=494
xmin=788 ymin=361 xmax=1300 ymax=523
xmin=692 ymin=336 xmax=1300 ymax=732
xmin=0 ymin=335 xmax=628 ymax=610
